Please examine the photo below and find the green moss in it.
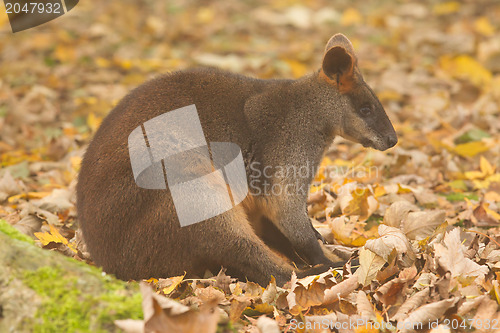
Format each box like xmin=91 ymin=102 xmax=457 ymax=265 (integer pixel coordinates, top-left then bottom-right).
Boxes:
xmin=22 ymin=266 xmax=142 ymax=332
xmin=443 ymin=192 xmax=479 ymax=202
xmin=0 ymin=219 xmax=34 ymax=244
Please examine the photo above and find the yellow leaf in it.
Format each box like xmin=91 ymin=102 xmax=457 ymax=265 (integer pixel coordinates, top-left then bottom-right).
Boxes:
xmin=373 ymin=186 xmax=386 ymax=198
xmin=484 ymin=205 xmax=500 ymax=221
xmin=87 ymin=113 xmax=102 ymax=133
xmin=197 ymin=7 xmax=215 ymax=24
xmin=121 ymin=73 xmax=146 ymax=85
xmin=54 ymin=45 xmax=76 ymax=63
xmin=95 ymin=57 xmax=111 ymax=68
xmin=355 ymin=326 xmax=379 ymax=333
xmin=485 ymin=191 xmax=500 ymax=202
xmin=474 ymin=17 xmax=495 ymax=36
xmin=75 ymin=96 xmax=98 ymax=106
xmin=488 ymin=173 xmax=500 ymax=183
xmin=0 ymin=8 xmax=9 ymax=27
xmin=433 ymin=1 xmax=460 ymax=15
xmin=116 ymin=58 xmax=133 ymax=70
xmin=162 ymin=273 xmax=186 ymax=295
xmin=472 ymin=179 xmax=491 ymax=190
xmin=37 ymin=224 xmax=67 ymax=245
xmin=70 ymin=156 xmax=82 ymax=173
xmin=465 ymin=170 xmax=485 ymax=180
xmin=343 ymin=189 xmax=369 ymax=218
xmin=480 ymin=156 xmax=495 ymax=176
xmin=253 ymin=303 xmax=274 ymax=314
xmin=453 ymin=141 xmax=490 ymax=158
xmin=321 ymin=157 xmax=334 ymax=166
xmin=8 ymin=192 xmax=52 ymax=203
xmin=465 ymin=157 xmax=494 ymax=182
xmin=472 ymin=173 xmax=500 ymax=189
xmin=397 ymin=184 xmax=412 ymax=194
xmin=232 ymin=282 xmax=243 ymax=296
xmin=284 ymin=59 xmax=307 ymax=78
xmin=310 ymin=183 xmax=327 ymax=193
xmin=34 ymin=225 xmax=76 ymax=253
xmin=440 ymin=55 xmax=492 ymax=87
xmin=333 ymin=159 xmax=351 ymax=166
xmin=341 ymin=8 xmax=362 ymax=26
xmin=377 ymin=90 xmax=403 ymax=102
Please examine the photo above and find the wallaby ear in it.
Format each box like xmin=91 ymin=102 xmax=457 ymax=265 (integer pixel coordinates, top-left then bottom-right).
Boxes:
xmin=321 ymin=34 xmax=357 ymax=92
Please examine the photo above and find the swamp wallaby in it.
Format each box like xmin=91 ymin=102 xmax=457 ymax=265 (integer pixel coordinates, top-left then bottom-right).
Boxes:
xmin=77 ymin=34 xmax=397 ymax=286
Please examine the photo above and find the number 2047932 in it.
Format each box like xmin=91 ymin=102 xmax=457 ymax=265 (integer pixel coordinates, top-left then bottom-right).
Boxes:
xmin=5 ymin=2 xmax=62 ymax=14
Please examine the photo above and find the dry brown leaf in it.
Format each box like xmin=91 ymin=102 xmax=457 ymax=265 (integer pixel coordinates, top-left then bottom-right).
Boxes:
xmin=391 ymin=287 xmax=430 ymax=321
xmin=375 ymin=279 xmax=406 ymax=307
xmin=365 ymin=224 xmax=416 ymax=267
xmin=472 ymin=296 xmax=499 ymax=331
xmin=400 ymin=297 xmax=459 ymax=333
xmin=473 ymin=202 xmax=499 ymax=226
xmin=402 ymin=210 xmax=446 ymax=240
xmin=357 ymin=248 xmax=386 ymax=286
xmin=13 ymin=214 xmax=43 ymax=237
xmin=256 ymin=315 xmax=280 ymax=333
xmin=139 ymin=282 xmax=219 ymax=333
xmin=213 ymin=268 xmax=234 ymax=294
xmin=413 ymin=188 xmax=440 ymax=207
xmin=434 ymin=228 xmax=488 ymax=280
xmin=384 ymin=200 xmax=419 ymax=228
xmin=0 ymin=171 xmax=21 ymax=202
xmin=286 ymin=271 xmax=335 ymax=315
xmin=36 ymin=189 xmax=74 ymax=213
xmin=457 ymin=295 xmax=486 ymax=316
xmin=194 ymin=286 xmax=227 ymax=305
xmin=261 ymin=276 xmax=277 ymax=304
xmin=114 ymin=319 xmax=145 ymax=333
xmin=307 ymin=190 xmax=326 ymax=205
xmin=356 ymin=291 xmax=376 ymax=320
xmin=229 ymin=295 xmax=251 ymax=322
xmin=399 ymin=266 xmax=418 ymax=281
xmin=303 ymin=313 xmax=338 ymax=333
xmin=374 ymin=266 xmax=417 ymax=307
xmin=323 ymin=273 xmax=359 ymax=305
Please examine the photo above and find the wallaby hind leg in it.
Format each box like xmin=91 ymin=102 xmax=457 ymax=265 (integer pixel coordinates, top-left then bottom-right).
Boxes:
xmin=194 ymin=206 xmax=330 ymax=286
xmin=194 ymin=209 xmax=294 ymax=286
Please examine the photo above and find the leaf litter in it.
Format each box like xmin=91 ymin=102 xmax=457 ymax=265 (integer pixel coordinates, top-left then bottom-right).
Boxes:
xmin=1 ymin=0 xmax=500 ymax=331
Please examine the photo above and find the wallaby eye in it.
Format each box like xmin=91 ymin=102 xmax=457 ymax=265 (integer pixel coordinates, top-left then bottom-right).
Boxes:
xmin=359 ymin=106 xmax=372 ymax=116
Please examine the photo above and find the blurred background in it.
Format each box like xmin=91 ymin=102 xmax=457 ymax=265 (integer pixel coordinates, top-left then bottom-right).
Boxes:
xmin=0 ymin=0 xmax=499 ymax=238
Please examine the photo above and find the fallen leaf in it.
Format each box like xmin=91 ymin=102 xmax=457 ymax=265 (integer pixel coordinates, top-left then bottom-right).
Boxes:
xmin=357 ymin=248 xmax=386 ymax=286
xmin=340 ymin=8 xmax=362 ymax=26
xmin=400 ymin=297 xmax=459 ymax=333
xmin=452 ymin=141 xmax=490 ymax=158
xmin=356 ymin=291 xmax=376 ymax=320
xmin=391 ymin=287 xmax=430 ymax=321
xmin=383 ymin=201 xmax=419 ymax=228
xmin=323 ymin=273 xmax=359 ymax=305
xmin=34 ymin=224 xmax=77 ymax=253
xmin=0 ymin=171 xmax=21 ymax=202
xmin=365 ymin=225 xmax=416 ymax=267
xmin=401 ymin=210 xmax=446 ymax=240
xmin=159 ymin=274 xmax=186 ymax=295
xmin=434 ymin=228 xmax=488 ymax=280
xmin=256 ymin=315 xmax=280 ymax=333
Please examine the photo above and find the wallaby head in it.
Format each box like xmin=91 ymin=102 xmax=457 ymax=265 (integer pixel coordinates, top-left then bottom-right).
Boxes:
xmin=317 ymin=33 xmax=397 ymax=151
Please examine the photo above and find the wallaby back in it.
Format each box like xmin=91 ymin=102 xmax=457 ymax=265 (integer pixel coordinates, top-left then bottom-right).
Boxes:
xmin=77 ymin=34 xmax=397 ymax=286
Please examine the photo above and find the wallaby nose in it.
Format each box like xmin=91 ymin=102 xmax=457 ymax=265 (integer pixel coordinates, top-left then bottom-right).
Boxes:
xmin=386 ymin=135 xmax=398 ymax=148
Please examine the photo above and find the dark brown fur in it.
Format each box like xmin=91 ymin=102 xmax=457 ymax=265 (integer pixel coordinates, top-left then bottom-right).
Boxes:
xmin=77 ymin=34 xmax=397 ymax=286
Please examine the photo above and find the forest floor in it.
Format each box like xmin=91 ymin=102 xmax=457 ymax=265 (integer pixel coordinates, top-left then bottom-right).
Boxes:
xmin=1 ymin=0 xmax=500 ymax=332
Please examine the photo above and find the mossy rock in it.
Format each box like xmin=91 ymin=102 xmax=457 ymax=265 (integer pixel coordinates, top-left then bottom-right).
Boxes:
xmin=0 ymin=220 xmax=143 ymax=332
